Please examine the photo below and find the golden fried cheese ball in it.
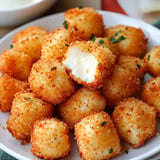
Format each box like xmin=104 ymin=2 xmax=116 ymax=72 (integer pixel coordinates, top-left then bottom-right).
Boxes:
xmin=0 ymin=48 xmax=32 ymax=80
xmin=31 ymin=118 xmax=71 ymax=160
xmin=0 ymin=74 xmax=29 ymax=112
xmin=105 ymin=25 xmax=147 ymax=57
xmin=41 ymin=27 xmax=76 ymax=62
xmin=64 ymin=7 xmax=105 ymax=40
xmin=63 ymin=40 xmax=116 ymax=90
xmin=112 ymin=98 xmax=156 ymax=148
xmin=93 ymin=37 xmax=119 ymax=57
xmin=7 ymin=91 xmax=53 ymax=143
xmin=12 ymin=26 xmax=49 ymax=63
xmin=29 ymin=58 xmax=75 ymax=105
xmin=59 ymin=87 xmax=106 ymax=129
xmin=101 ymin=65 xmax=141 ymax=108
xmin=117 ymin=55 xmax=148 ymax=80
xmin=141 ymin=76 xmax=160 ymax=117
xmin=144 ymin=46 xmax=160 ymax=77
xmin=74 ymin=111 xmax=121 ymax=160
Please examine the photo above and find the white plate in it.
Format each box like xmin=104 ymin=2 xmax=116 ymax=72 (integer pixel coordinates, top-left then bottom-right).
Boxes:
xmin=0 ymin=11 xmax=160 ymax=160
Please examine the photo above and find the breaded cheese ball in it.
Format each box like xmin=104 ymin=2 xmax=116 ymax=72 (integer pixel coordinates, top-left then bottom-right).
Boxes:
xmin=0 ymin=48 xmax=32 ymax=80
xmin=141 ymin=76 xmax=160 ymax=117
xmin=63 ymin=40 xmax=116 ymax=90
xmin=12 ymin=26 xmax=49 ymax=63
xmin=0 ymin=74 xmax=29 ymax=112
xmin=7 ymin=91 xmax=53 ymax=143
xmin=105 ymin=25 xmax=147 ymax=57
xmin=31 ymin=118 xmax=71 ymax=160
xmin=59 ymin=87 xmax=106 ymax=129
xmin=112 ymin=98 xmax=156 ymax=148
xmin=41 ymin=27 xmax=77 ymax=62
xmin=74 ymin=111 xmax=121 ymax=160
xmin=29 ymin=58 xmax=75 ymax=105
xmin=93 ymin=37 xmax=119 ymax=57
xmin=117 ymin=55 xmax=148 ymax=80
xmin=64 ymin=7 xmax=105 ymax=40
xmin=144 ymin=46 xmax=160 ymax=77
xmin=101 ymin=65 xmax=141 ymax=108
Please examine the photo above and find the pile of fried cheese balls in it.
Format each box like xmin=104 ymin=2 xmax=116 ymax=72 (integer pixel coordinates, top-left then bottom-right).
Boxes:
xmin=0 ymin=6 xmax=160 ymax=160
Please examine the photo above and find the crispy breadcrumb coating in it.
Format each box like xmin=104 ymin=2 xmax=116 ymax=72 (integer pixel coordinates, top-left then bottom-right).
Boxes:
xmin=0 ymin=48 xmax=32 ymax=80
xmin=7 ymin=91 xmax=53 ymax=143
xmin=141 ymin=76 xmax=160 ymax=117
xmin=105 ymin=25 xmax=147 ymax=57
xmin=31 ymin=118 xmax=71 ymax=160
xmin=64 ymin=7 xmax=105 ymax=40
xmin=63 ymin=40 xmax=116 ymax=90
xmin=12 ymin=26 xmax=49 ymax=63
xmin=93 ymin=37 xmax=119 ymax=57
xmin=101 ymin=65 xmax=141 ymax=108
xmin=41 ymin=27 xmax=77 ymax=62
xmin=75 ymin=111 xmax=122 ymax=160
xmin=0 ymin=74 xmax=29 ymax=112
xmin=59 ymin=87 xmax=106 ymax=129
xmin=117 ymin=55 xmax=148 ymax=80
xmin=29 ymin=59 xmax=75 ymax=105
xmin=144 ymin=46 xmax=160 ymax=77
xmin=112 ymin=97 xmax=156 ymax=148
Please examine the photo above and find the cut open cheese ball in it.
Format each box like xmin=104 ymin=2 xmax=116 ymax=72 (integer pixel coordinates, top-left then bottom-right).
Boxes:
xmin=63 ymin=41 xmax=116 ymax=90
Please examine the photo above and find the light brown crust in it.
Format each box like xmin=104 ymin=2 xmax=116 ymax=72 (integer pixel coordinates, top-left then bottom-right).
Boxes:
xmin=117 ymin=55 xmax=148 ymax=80
xmin=7 ymin=91 xmax=53 ymax=143
xmin=0 ymin=48 xmax=32 ymax=80
xmin=144 ymin=46 xmax=160 ymax=77
xmin=112 ymin=97 xmax=156 ymax=148
xmin=29 ymin=58 xmax=75 ymax=105
xmin=31 ymin=118 xmax=71 ymax=160
xmin=41 ymin=27 xmax=77 ymax=62
xmin=59 ymin=87 xmax=106 ymax=129
xmin=65 ymin=7 xmax=105 ymax=40
xmin=13 ymin=26 xmax=49 ymax=63
xmin=74 ymin=111 xmax=122 ymax=160
xmin=101 ymin=65 xmax=141 ymax=108
xmin=105 ymin=25 xmax=147 ymax=57
xmin=94 ymin=37 xmax=119 ymax=57
xmin=0 ymin=74 xmax=29 ymax=112
xmin=141 ymin=76 xmax=160 ymax=117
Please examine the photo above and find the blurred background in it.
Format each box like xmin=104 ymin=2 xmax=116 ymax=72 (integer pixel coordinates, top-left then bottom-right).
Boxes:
xmin=1 ymin=0 xmax=160 ymax=37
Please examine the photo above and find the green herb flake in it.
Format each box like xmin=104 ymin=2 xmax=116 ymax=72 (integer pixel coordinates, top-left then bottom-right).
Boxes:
xmin=63 ymin=90 xmax=66 ymax=94
xmin=115 ymin=30 xmax=121 ymax=36
xmin=23 ymin=97 xmax=33 ymax=102
xmin=90 ymin=34 xmax=96 ymax=42
xmin=10 ymin=44 xmax=14 ymax=48
xmin=79 ymin=6 xmax=83 ymax=9
xmin=99 ymin=40 xmax=104 ymax=45
xmin=110 ymin=36 xmax=126 ymax=43
xmin=101 ymin=121 xmax=107 ymax=126
xmin=109 ymin=148 xmax=113 ymax=154
xmin=51 ymin=66 xmax=57 ymax=71
xmin=125 ymin=149 xmax=129 ymax=154
xmin=147 ymin=55 xmax=151 ymax=61
xmin=65 ymin=43 xmax=69 ymax=47
xmin=137 ymin=64 xmax=141 ymax=69
xmin=63 ymin=21 xmax=68 ymax=29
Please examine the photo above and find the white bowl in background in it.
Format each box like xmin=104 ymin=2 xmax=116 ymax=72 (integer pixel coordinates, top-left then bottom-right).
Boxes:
xmin=0 ymin=0 xmax=57 ymax=27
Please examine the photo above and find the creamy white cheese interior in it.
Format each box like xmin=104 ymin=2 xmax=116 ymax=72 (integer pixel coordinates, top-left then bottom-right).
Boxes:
xmin=64 ymin=47 xmax=98 ymax=83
